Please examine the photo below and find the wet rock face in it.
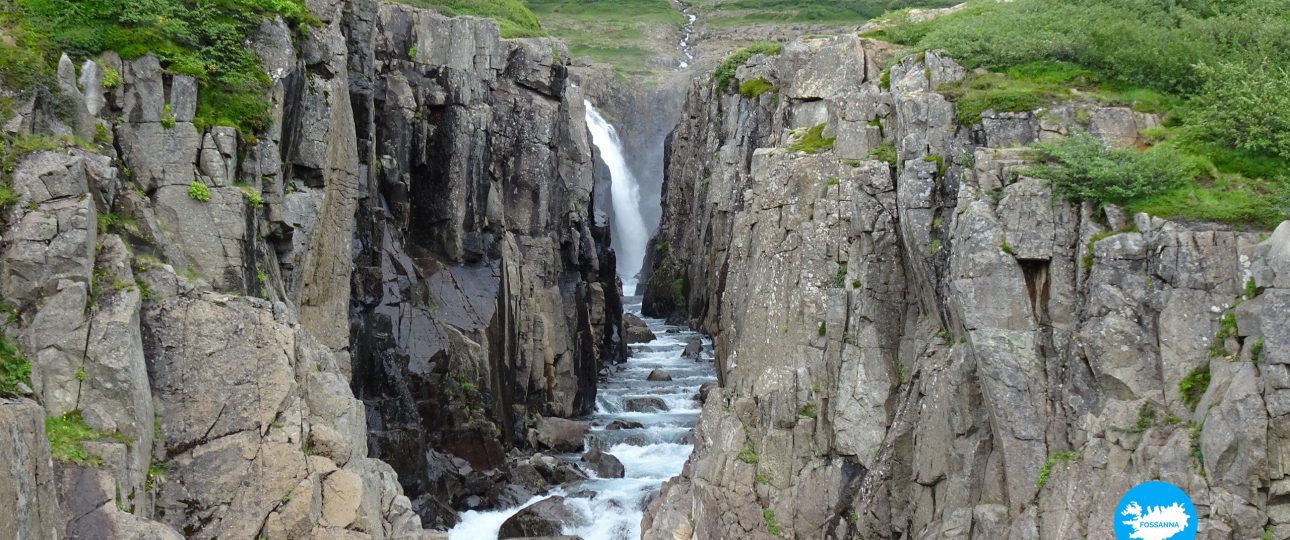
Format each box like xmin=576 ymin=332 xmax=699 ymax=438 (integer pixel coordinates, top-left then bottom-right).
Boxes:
xmin=347 ymin=5 xmax=624 ymax=524
xmin=642 ymin=35 xmax=1290 ymax=540
xmin=498 ymin=496 xmax=587 ymax=538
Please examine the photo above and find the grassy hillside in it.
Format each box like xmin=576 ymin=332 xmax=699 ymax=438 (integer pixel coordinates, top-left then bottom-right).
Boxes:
xmin=873 ymin=0 xmax=1290 ymax=228
xmin=527 ymin=0 xmax=684 ymax=76
xmin=693 ymin=0 xmax=960 ymax=26
xmin=391 ymin=0 xmax=545 ymax=37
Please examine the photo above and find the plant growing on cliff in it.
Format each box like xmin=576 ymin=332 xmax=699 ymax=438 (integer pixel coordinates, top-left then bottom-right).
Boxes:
xmin=797 ymin=402 xmax=818 ymax=419
xmin=737 ymin=442 xmax=760 ymax=464
xmin=738 ymin=77 xmax=775 ymax=99
xmin=788 ymin=123 xmax=835 ymax=154
xmin=869 ymin=141 xmax=897 ymax=165
xmin=1036 ymin=450 xmax=1080 ymax=488
xmin=187 ymin=181 xmax=211 ymax=203
xmin=1026 ymin=133 xmax=1199 ymax=206
xmin=0 ymin=336 xmax=31 ymax=397
xmin=46 ymin=410 xmax=129 ymax=466
xmin=160 ymin=104 xmax=176 ymax=128
xmin=1179 ymin=365 xmax=1210 ymax=411
xmin=714 ymin=42 xmax=783 ymax=93
xmin=762 ymin=508 xmax=781 ymax=536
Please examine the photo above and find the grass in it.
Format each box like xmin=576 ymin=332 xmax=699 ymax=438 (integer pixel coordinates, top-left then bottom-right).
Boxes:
xmin=4 ymin=0 xmax=320 ymax=140
xmin=1026 ymin=133 xmax=1201 ymax=206
xmin=527 ymin=0 xmax=680 ymax=77
xmin=869 ymin=141 xmax=897 ymax=165
xmin=1179 ymin=365 xmax=1210 ymax=411
xmin=737 ymin=442 xmax=760 ymax=464
xmin=0 ymin=335 xmax=31 ymax=396
xmin=46 ymin=410 xmax=130 ymax=466
xmin=390 ymin=0 xmax=543 ymax=37
xmin=762 ymin=507 xmax=781 ymax=536
xmin=797 ymin=402 xmax=817 ymax=419
xmin=788 ymin=123 xmax=835 ymax=154
xmin=738 ymin=77 xmax=776 ymax=99
xmin=694 ymin=0 xmax=959 ymax=27
xmin=1036 ymin=450 xmax=1080 ymax=488
xmin=715 ymin=42 xmax=783 ymax=93
xmin=872 ymin=0 xmax=1290 ymax=230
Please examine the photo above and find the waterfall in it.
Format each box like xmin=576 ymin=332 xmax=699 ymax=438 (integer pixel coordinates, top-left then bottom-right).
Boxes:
xmin=584 ymin=101 xmax=650 ymax=283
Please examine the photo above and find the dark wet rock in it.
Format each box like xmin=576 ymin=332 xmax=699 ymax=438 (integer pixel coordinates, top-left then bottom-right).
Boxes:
xmin=681 ymin=338 xmax=703 ymax=359
xmin=581 ymin=440 xmax=625 ymax=479
xmin=605 ymin=420 xmax=644 ymax=430
xmin=646 ymin=369 xmax=673 ymax=381
xmin=624 ymin=397 xmax=669 ymax=413
xmin=697 ymin=382 xmax=718 ymax=404
xmin=624 ymin=312 xmax=656 ymax=343
xmin=498 ymin=496 xmax=588 ymax=538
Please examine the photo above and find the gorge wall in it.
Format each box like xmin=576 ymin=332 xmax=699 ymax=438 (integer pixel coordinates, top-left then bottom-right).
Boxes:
xmin=0 ymin=1 xmax=622 ymax=537
xmin=641 ymin=36 xmax=1290 ymax=540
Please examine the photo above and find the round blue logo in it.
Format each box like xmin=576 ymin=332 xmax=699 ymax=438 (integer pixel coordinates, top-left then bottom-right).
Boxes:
xmin=1114 ymin=481 xmax=1197 ymax=540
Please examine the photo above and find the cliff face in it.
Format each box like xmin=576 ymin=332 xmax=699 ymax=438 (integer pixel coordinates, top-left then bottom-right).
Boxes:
xmin=642 ymin=36 xmax=1290 ymax=540
xmin=0 ymin=1 xmax=620 ymax=537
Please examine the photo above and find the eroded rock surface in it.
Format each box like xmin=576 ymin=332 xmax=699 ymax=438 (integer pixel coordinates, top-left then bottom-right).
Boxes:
xmin=642 ymin=36 xmax=1290 ymax=540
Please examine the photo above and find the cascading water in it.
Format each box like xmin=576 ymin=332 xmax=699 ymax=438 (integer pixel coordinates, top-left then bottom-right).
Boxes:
xmin=449 ymin=285 xmax=716 ymax=539
xmin=584 ymin=102 xmax=651 ymax=283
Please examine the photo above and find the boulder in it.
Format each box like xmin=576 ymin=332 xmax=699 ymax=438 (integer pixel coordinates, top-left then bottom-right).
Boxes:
xmin=646 ymin=369 xmax=672 ymax=382
xmin=624 ymin=397 xmax=669 ymax=413
xmin=624 ymin=313 xmax=656 ymax=343
xmin=681 ymin=338 xmax=703 ymax=360
xmin=533 ymin=417 xmax=589 ymax=452
xmin=581 ymin=441 xmax=625 ymax=479
xmin=498 ymin=497 xmax=588 ymax=538
xmin=605 ymin=420 xmax=643 ymax=430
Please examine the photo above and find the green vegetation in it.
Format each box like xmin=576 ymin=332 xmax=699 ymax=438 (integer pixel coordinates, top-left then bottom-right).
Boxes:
xmin=694 ymin=0 xmax=959 ymax=27
xmin=1189 ymin=422 xmax=1205 ymax=474
xmin=999 ymin=240 xmax=1013 ymax=255
xmin=1036 ymin=450 xmax=1080 ymax=488
xmin=1179 ymin=365 xmax=1211 ymax=411
xmin=527 ymin=0 xmax=680 ymax=77
xmin=3 ymin=0 xmax=320 ymax=139
xmin=0 ymin=335 xmax=31 ymax=396
xmin=738 ymin=77 xmax=776 ymax=99
xmin=823 ymin=264 xmax=847 ymax=288
xmin=762 ymin=508 xmax=781 ymax=536
xmin=869 ymin=141 xmax=897 ymax=165
xmin=737 ymin=442 xmax=760 ymax=464
xmin=160 ymin=104 xmax=175 ymax=128
xmin=787 ymin=123 xmax=835 ymax=154
xmin=391 ymin=0 xmax=542 ymax=37
xmin=715 ymin=42 xmax=783 ymax=93
xmin=874 ymin=0 xmax=1290 ymax=229
xmin=46 ymin=410 xmax=129 ymax=466
xmin=817 ymin=321 xmax=826 ymax=336
xmin=797 ymin=402 xmax=817 ymax=419
xmin=237 ymin=184 xmax=264 ymax=207
xmin=1026 ymin=133 xmax=1199 ymax=206
xmin=1251 ymin=338 xmax=1264 ymax=364
xmin=187 ymin=181 xmax=211 ymax=202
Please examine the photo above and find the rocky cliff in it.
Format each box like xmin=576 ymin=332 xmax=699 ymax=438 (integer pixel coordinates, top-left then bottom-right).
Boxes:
xmin=642 ymin=36 xmax=1290 ymax=540
xmin=0 ymin=1 xmax=621 ymax=537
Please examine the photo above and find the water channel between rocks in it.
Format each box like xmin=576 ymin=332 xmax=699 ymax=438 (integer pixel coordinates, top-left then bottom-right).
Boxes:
xmin=449 ymin=286 xmax=717 ymax=540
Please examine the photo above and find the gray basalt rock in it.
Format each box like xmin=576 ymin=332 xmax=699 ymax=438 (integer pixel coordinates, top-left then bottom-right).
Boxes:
xmin=498 ymin=497 xmax=587 ymax=539
xmin=640 ymin=35 xmax=1290 ymax=540
xmin=0 ymin=398 xmax=63 ymax=539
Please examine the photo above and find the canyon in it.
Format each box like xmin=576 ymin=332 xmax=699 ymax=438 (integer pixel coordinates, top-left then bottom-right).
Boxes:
xmin=0 ymin=1 xmax=1287 ymax=539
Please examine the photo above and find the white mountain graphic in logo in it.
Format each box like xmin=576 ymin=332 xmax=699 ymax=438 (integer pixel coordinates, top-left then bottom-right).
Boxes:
xmin=1120 ymin=500 xmax=1192 ymax=540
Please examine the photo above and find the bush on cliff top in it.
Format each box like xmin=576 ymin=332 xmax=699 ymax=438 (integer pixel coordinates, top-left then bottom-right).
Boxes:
xmin=1 ymin=0 xmax=318 ymax=138
xmin=875 ymin=0 xmax=1290 ymax=228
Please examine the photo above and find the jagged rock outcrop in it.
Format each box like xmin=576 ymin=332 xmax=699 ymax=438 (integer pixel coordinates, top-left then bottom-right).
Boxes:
xmin=347 ymin=6 xmax=622 ymax=525
xmin=0 ymin=0 xmax=620 ymax=537
xmin=642 ymin=35 xmax=1290 ymax=540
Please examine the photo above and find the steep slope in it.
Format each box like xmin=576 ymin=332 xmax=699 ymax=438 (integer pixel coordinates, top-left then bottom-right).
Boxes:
xmin=641 ymin=36 xmax=1289 ymax=540
xmin=0 ymin=1 xmax=621 ymax=537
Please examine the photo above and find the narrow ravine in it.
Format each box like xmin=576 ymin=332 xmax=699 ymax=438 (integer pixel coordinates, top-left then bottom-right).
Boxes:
xmin=449 ymin=285 xmax=716 ymax=539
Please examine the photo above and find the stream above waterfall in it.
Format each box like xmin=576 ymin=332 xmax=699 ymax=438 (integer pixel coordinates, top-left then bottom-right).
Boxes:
xmin=448 ymin=285 xmax=716 ymax=539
